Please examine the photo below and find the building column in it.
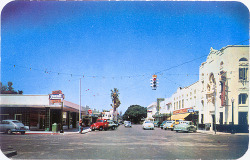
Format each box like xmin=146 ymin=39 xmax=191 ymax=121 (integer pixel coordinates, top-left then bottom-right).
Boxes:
xmin=72 ymin=112 xmax=77 ymax=128
xmin=45 ymin=107 xmax=50 ymax=131
xmin=67 ymin=111 xmax=70 ymax=129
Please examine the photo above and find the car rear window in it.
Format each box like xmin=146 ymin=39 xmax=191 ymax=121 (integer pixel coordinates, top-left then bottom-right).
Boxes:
xmin=12 ymin=120 xmax=21 ymax=123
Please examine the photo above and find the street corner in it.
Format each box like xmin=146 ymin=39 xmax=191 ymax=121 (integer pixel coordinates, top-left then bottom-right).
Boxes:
xmin=0 ymin=148 xmax=17 ymax=159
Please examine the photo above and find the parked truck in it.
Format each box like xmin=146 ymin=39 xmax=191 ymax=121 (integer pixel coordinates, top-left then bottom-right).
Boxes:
xmin=90 ymin=119 xmax=109 ymax=131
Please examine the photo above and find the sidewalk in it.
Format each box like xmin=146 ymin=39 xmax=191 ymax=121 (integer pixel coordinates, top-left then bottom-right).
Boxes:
xmin=25 ymin=127 xmax=91 ymax=135
xmin=197 ymin=129 xmax=249 ymax=135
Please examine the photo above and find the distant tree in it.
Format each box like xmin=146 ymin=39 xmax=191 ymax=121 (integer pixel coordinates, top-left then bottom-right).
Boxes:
xmin=0 ymin=81 xmax=22 ymax=94
xmin=123 ymin=105 xmax=147 ymax=124
xmin=7 ymin=82 xmax=14 ymax=92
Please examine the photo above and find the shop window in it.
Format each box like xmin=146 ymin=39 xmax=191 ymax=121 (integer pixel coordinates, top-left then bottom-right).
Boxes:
xmin=238 ymin=94 xmax=248 ymax=105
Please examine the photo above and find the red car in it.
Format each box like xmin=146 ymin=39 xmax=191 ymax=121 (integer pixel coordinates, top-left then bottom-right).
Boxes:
xmin=90 ymin=119 xmax=109 ymax=131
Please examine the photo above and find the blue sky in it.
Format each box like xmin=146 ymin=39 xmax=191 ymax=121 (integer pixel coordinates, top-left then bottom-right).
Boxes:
xmin=1 ymin=1 xmax=249 ymax=113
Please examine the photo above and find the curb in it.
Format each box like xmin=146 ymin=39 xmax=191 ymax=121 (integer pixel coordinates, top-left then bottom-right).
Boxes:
xmin=1 ymin=148 xmax=17 ymax=158
xmin=25 ymin=128 xmax=91 ymax=135
xmin=197 ymin=130 xmax=249 ymax=135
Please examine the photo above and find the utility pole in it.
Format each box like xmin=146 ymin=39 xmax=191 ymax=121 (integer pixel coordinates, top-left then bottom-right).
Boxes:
xmin=60 ymin=101 xmax=64 ymax=133
xmin=231 ymin=97 xmax=235 ymax=134
xmin=79 ymin=78 xmax=81 ymax=132
xmin=213 ymin=85 xmax=217 ymax=134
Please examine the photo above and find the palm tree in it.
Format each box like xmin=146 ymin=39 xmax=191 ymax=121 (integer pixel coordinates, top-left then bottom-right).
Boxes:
xmin=111 ymin=88 xmax=121 ymax=121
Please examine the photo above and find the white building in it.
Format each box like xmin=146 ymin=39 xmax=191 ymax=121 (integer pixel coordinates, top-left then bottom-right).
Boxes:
xmin=168 ymin=81 xmax=200 ymax=122
xmin=199 ymin=45 xmax=249 ymax=132
xmin=102 ymin=109 xmax=118 ymax=121
xmin=147 ymin=102 xmax=157 ymax=121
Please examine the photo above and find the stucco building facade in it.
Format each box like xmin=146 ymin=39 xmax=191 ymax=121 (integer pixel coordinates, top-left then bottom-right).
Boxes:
xmin=199 ymin=45 xmax=249 ymax=132
xmin=147 ymin=45 xmax=249 ymax=132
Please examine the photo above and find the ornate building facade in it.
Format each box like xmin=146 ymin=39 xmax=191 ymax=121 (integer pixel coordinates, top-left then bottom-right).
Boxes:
xmin=199 ymin=45 xmax=249 ymax=132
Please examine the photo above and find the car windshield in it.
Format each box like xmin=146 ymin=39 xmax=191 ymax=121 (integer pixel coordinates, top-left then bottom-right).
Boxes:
xmin=167 ymin=121 xmax=173 ymax=123
xmin=145 ymin=121 xmax=152 ymax=123
xmin=97 ymin=120 xmax=104 ymax=122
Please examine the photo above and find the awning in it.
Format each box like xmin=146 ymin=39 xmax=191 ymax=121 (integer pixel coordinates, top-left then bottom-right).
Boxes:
xmin=169 ymin=113 xmax=190 ymax=120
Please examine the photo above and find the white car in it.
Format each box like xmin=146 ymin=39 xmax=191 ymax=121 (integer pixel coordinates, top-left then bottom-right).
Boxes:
xmin=124 ymin=121 xmax=132 ymax=127
xmin=142 ymin=121 xmax=154 ymax=130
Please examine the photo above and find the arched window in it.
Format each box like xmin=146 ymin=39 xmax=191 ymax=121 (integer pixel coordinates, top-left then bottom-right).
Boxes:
xmin=239 ymin=58 xmax=248 ymax=61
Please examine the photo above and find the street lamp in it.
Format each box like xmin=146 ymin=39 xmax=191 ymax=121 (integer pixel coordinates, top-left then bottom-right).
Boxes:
xmin=231 ymin=97 xmax=234 ymax=134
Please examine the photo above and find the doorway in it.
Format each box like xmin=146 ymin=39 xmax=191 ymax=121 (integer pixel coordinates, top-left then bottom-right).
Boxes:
xmin=15 ymin=114 xmax=22 ymax=122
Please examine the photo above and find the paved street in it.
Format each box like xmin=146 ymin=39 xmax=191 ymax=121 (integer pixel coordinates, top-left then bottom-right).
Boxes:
xmin=0 ymin=125 xmax=249 ymax=159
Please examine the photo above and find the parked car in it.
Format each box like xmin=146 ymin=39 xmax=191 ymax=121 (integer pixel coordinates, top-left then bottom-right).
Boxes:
xmin=163 ymin=121 xmax=175 ymax=130
xmin=90 ymin=119 xmax=109 ymax=131
xmin=160 ymin=121 xmax=167 ymax=129
xmin=142 ymin=121 xmax=154 ymax=130
xmin=153 ymin=121 xmax=161 ymax=127
xmin=169 ymin=119 xmax=184 ymax=131
xmin=107 ymin=120 xmax=118 ymax=130
xmin=174 ymin=121 xmax=197 ymax=133
xmin=0 ymin=120 xmax=29 ymax=135
xmin=124 ymin=121 xmax=132 ymax=127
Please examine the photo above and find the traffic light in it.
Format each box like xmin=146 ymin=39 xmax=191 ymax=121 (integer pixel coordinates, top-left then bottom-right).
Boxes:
xmin=150 ymin=74 xmax=158 ymax=90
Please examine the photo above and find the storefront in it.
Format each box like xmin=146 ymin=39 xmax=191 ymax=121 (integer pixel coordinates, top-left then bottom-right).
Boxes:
xmin=169 ymin=107 xmax=199 ymax=125
xmin=0 ymin=90 xmax=87 ymax=131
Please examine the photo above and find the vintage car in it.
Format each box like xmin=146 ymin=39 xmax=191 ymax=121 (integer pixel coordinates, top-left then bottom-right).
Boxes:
xmin=107 ymin=120 xmax=118 ymax=130
xmin=160 ymin=121 xmax=167 ymax=129
xmin=173 ymin=121 xmax=197 ymax=133
xmin=0 ymin=120 xmax=29 ymax=134
xmin=153 ymin=121 xmax=161 ymax=127
xmin=142 ymin=121 xmax=154 ymax=130
xmin=163 ymin=121 xmax=175 ymax=130
xmin=124 ymin=121 xmax=132 ymax=127
xmin=169 ymin=119 xmax=184 ymax=131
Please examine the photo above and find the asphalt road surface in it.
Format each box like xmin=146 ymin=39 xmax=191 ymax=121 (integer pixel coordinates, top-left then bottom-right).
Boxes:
xmin=0 ymin=125 xmax=249 ymax=159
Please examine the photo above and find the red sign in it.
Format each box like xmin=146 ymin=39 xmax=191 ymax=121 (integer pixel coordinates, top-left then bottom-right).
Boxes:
xmin=52 ymin=90 xmax=62 ymax=94
xmin=50 ymin=90 xmax=64 ymax=104
xmin=220 ymin=81 xmax=226 ymax=106
xmin=88 ymin=109 xmax=92 ymax=115
xmin=173 ymin=107 xmax=193 ymax=115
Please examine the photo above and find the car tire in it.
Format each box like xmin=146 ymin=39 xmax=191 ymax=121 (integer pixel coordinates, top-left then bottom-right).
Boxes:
xmin=99 ymin=127 xmax=103 ymax=131
xmin=112 ymin=126 xmax=115 ymax=130
xmin=21 ymin=131 xmax=25 ymax=135
xmin=6 ymin=129 xmax=12 ymax=135
xmin=91 ymin=129 xmax=95 ymax=131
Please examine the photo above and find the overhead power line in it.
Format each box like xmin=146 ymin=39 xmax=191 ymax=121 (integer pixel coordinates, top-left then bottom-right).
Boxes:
xmin=2 ymin=39 xmax=249 ymax=79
